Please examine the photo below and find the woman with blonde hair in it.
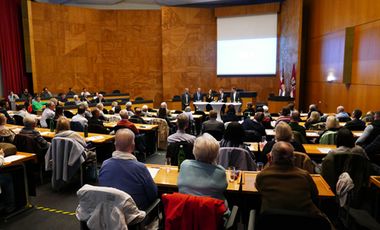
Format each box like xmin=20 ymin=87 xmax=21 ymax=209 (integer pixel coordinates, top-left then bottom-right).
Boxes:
xmin=260 ymin=121 xmax=306 ymax=164
xmin=305 ymin=111 xmax=322 ymax=130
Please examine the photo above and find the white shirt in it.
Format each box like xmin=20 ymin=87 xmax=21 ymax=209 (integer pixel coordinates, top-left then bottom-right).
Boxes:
xmin=40 ymin=108 xmax=55 ymax=128
xmin=72 ymin=114 xmax=88 ymax=127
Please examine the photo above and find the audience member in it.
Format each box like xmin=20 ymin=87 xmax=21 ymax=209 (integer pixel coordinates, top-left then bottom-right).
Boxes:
xmin=20 ymin=88 xmax=31 ymax=100
xmin=81 ymin=102 xmax=92 ymax=119
xmin=73 ymin=95 xmax=81 ymax=105
xmin=19 ymin=115 xmax=50 ymax=150
xmin=167 ymin=113 xmax=196 ymax=144
xmin=201 ymin=110 xmax=224 ymax=136
xmin=307 ymin=104 xmax=323 ymax=118
xmin=94 ymin=93 xmax=105 ymax=104
xmin=178 ymin=133 xmax=227 ymax=202
xmin=66 ymin=88 xmax=75 ymax=96
xmin=8 ymin=91 xmax=19 ymax=111
xmin=55 ymin=117 xmax=87 ymax=147
xmin=345 ymin=109 xmax=366 ymax=131
xmin=41 ymin=87 xmax=52 ymax=99
xmin=362 ymin=111 xmax=375 ymax=123
xmin=80 ymin=88 xmax=91 ymax=97
xmin=275 ymin=106 xmax=291 ymax=126
xmin=71 ymin=106 xmax=88 ymax=128
xmin=40 ymin=101 xmax=56 ymax=128
xmin=220 ymin=122 xmax=251 ymax=153
xmin=99 ymin=129 xmax=157 ymax=210
xmin=125 ymin=102 xmax=134 ymax=117
xmin=261 ymin=122 xmax=306 ymax=164
xmin=222 ymin=104 xmax=239 ymax=123
xmin=96 ymin=103 xmax=107 ymax=119
xmin=141 ymin=105 xmax=150 ymax=116
xmin=304 ymin=111 xmax=321 ymax=130
xmin=242 ymin=112 xmax=266 ymax=138
xmin=184 ymin=106 xmax=194 ymax=122
xmin=130 ymin=107 xmax=147 ymax=124
xmin=31 ymin=96 xmax=46 ymax=112
xmin=318 ymin=115 xmax=341 ymax=141
xmin=356 ymin=111 xmax=380 ymax=147
xmin=116 ymin=110 xmax=139 ymax=135
xmin=335 ymin=105 xmax=350 ymax=121
xmin=88 ymin=109 xmax=109 ymax=134
xmin=243 ymin=102 xmax=255 ymax=117
xmin=0 ymin=100 xmax=14 ymax=124
xmin=288 ymin=111 xmax=307 ymax=138
xmin=256 ymin=141 xmax=323 ymax=216
xmin=0 ymin=114 xmax=15 ymax=143
xmin=58 ymin=93 xmax=68 ymax=104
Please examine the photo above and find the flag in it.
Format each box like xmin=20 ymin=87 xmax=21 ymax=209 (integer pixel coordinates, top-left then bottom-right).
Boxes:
xmin=279 ymin=67 xmax=285 ymax=96
xmin=290 ymin=63 xmax=296 ymax=98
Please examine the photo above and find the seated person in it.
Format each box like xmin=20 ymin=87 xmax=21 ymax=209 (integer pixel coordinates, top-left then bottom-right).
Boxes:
xmin=304 ymin=111 xmax=322 ymax=130
xmin=307 ymin=104 xmax=323 ymax=119
xmin=184 ymin=106 xmax=194 ymax=122
xmin=73 ymin=95 xmax=81 ymax=105
xmin=96 ymin=103 xmax=107 ymax=119
xmin=58 ymin=93 xmax=68 ymax=104
xmin=71 ymin=106 xmax=88 ymax=128
xmin=318 ymin=115 xmax=341 ymax=143
xmin=364 ymin=135 xmax=380 ymax=165
xmin=336 ymin=105 xmax=350 ymax=121
xmin=99 ymin=129 xmax=157 ymax=210
xmin=31 ymin=96 xmax=46 ymax=112
xmin=40 ymin=87 xmax=52 ymax=99
xmin=110 ymin=101 xmax=119 ymax=113
xmin=325 ymin=127 xmax=368 ymax=159
xmin=167 ymin=113 xmax=196 ymax=144
xmin=125 ymin=102 xmax=134 ymax=117
xmin=55 ymin=117 xmax=87 ymax=147
xmin=81 ymin=102 xmax=92 ymax=119
xmin=130 ymin=107 xmax=147 ymax=124
xmin=116 ymin=110 xmax=139 ymax=135
xmin=141 ymin=105 xmax=150 ymax=117
xmin=243 ymin=102 xmax=255 ymax=117
xmin=0 ymin=149 xmax=16 ymax=214
xmin=157 ymin=107 xmax=173 ymax=126
xmin=19 ymin=115 xmax=50 ymax=151
xmin=261 ymin=122 xmax=306 ymax=164
xmin=222 ymin=105 xmax=239 ymax=123
xmin=53 ymin=106 xmax=65 ymax=121
xmin=88 ymin=109 xmax=109 ymax=134
xmin=220 ymin=122 xmax=251 ymax=153
xmin=256 ymin=141 xmax=323 ymax=217
xmin=178 ymin=133 xmax=227 ymax=202
xmin=275 ymin=106 xmax=291 ymax=126
xmin=362 ymin=111 xmax=374 ymax=123
xmin=345 ymin=109 xmax=366 ymax=131
xmin=0 ymin=114 xmax=15 ymax=143
xmin=257 ymin=106 xmax=272 ymax=129
xmin=356 ymin=111 xmax=380 ymax=147
xmin=40 ymin=101 xmax=56 ymax=128
xmin=288 ymin=111 xmax=306 ymax=138
xmin=201 ymin=110 xmax=224 ymax=136
xmin=242 ymin=112 xmax=266 ymax=138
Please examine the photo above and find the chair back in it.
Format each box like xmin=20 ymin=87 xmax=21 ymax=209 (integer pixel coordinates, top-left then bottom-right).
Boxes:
xmin=218 ymin=147 xmax=256 ymax=171
xmin=293 ymin=151 xmax=314 ymax=173
xmin=162 ymin=193 xmax=227 ymax=230
xmin=135 ymin=97 xmax=144 ymax=102
xmin=321 ymin=152 xmax=370 ymax=207
xmin=319 ymin=131 xmax=337 ymax=145
xmin=293 ymin=131 xmax=307 ymax=144
xmin=166 ymin=141 xmax=194 ymax=166
xmin=70 ymin=121 xmax=84 ymax=132
xmin=13 ymin=114 xmax=24 ymax=125
xmin=151 ymin=118 xmax=169 ymax=150
xmin=244 ymin=130 xmax=262 ymax=142
xmin=64 ymin=110 xmax=75 ymax=118
xmin=77 ymin=184 xmax=146 ymax=230
xmin=112 ymin=89 xmax=121 ymax=94
xmin=257 ymin=210 xmax=331 ymax=230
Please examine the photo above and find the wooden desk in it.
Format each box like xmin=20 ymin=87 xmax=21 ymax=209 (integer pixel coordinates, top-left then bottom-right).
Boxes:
xmin=103 ymin=121 xmax=158 ymax=131
xmin=2 ymin=152 xmax=37 ymax=167
xmin=146 ymin=164 xmax=241 ymax=192
xmin=241 ymin=172 xmax=335 ymax=197
xmin=303 ymin=144 xmax=336 ymax=156
xmin=266 ymin=129 xmax=362 ymax=138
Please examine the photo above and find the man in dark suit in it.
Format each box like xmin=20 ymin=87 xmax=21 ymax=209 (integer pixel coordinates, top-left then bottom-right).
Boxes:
xmin=201 ymin=110 xmax=224 ymax=140
xmin=217 ymin=88 xmax=227 ymax=102
xmin=193 ymin=88 xmax=204 ymax=102
xmin=345 ymin=109 xmax=366 ymax=131
xmin=181 ymin=88 xmax=191 ymax=110
xmin=230 ymin=87 xmax=241 ymax=103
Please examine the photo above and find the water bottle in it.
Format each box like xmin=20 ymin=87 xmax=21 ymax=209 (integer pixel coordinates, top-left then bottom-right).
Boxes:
xmin=49 ymin=119 xmax=54 ymax=132
xmin=84 ymin=124 xmax=88 ymax=138
xmin=177 ymin=145 xmax=185 ymax=172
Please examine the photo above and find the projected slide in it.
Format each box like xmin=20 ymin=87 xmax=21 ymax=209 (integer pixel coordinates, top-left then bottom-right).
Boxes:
xmin=217 ymin=14 xmax=278 ymax=76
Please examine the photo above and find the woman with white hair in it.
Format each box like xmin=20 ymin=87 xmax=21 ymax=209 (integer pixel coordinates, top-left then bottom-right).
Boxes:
xmin=178 ymin=133 xmax=227 ymax=201
xmin=73 ymin=95 xmax=81 ymax=105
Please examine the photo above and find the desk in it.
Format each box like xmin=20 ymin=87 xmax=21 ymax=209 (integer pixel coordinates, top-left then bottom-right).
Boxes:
xmin=146 ymin=164 xmax=241 ymax=192
xmin=1 ymin=152 xmax=37 ymax=220
xmin=303 ymin=144 xmax=336 ymax=156
xmin=103 ymin=121 xmax=158 ymax=131
xmin=241 ymin=172 xmax=334 ymax=197
xmin=265 ymin=129 xmax=362 ymax=138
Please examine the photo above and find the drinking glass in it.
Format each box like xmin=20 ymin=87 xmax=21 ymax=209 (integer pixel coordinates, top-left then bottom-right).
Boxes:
xmin=257 ymin=162 xmax=264 ymax=171
xmin=165 ymin=158 xmax=171 ymax=173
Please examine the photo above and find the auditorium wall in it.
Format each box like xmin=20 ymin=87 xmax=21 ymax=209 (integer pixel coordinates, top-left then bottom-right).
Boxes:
xmin=303 ymin=0 xmax=380 ymax=113
xmin=28 ymin=2 xmax=163 ymax=104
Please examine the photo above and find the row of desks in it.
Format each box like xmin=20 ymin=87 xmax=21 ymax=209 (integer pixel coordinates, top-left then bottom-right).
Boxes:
xmin=146 ymin=164 xmax=335 ymax=197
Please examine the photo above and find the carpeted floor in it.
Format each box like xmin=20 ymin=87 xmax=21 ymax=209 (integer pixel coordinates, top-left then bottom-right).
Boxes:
xmin=0 ymin=151 xmax=166 ymax=230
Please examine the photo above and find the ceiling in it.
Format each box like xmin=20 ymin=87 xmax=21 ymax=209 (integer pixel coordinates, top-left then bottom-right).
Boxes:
xmin=35 ymin=0 xmax=283 ymax=9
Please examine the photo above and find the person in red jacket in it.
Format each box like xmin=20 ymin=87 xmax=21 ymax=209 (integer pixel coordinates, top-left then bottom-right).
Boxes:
xmin=116 ymin=110 xmax=139 ymax=135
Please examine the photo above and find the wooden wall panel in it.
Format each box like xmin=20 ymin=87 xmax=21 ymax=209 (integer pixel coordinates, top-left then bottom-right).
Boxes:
xmin=29 ymin=2 xmax=163 ymax=105
xmin=161 ymin=7 xmax=277 ymax=103
xmin=214 ymin=3 xmax=280 ymax=17
xmin=303 ymin=0 xmax=380 ymax=113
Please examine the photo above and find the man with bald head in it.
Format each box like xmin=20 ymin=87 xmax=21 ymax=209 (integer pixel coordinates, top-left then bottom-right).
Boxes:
xmin=116 ymin=109 xmax=139 ymax=135
xmin=99 ymin=129 xmax=157 ymax=210
xmin=256 ymin=141 xmax=322 ymax=216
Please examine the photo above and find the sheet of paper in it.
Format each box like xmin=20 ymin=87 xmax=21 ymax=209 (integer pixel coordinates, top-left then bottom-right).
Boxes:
xmin=86 ymin=136 xmax=104 ymax=141
xmin=317 ymin=148 xmax=331 ymax=154
xmin=148 ymin=168 xmax=160 ymax=179
xmin=4 ymin=155 xmax=25 ymax=163
xmin=40 ymin=131 xmax=52 ymax=136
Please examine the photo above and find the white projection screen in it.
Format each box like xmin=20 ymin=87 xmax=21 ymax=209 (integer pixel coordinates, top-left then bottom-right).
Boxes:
xmin=217 ymin=14 xmax=278 ymax=76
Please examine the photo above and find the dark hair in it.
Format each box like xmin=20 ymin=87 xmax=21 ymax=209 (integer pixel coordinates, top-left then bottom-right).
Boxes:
xmin=254 ymin=112 xmax=264 ymax=122
xmin=336 ymin=127 xmax=355 ymax=148
xmin=158 ymin=108 xmax=167 ymax=119
xmin=281 ymin=107 xmax=291 ymax=116
xmin=55 ymin=106 xmax=64 ymax=119
xmin=256 ymin=106 xmax=264 ymax=112
xmin=223 ymin=122 xmax=245 ymax=145
xmin=0 ymin=100 xmax=6 ymax=107
xmin=91 ymin=109 xmax=100 ymax=118
xmin=353 ymin=109 xmax=362 ymax=119
xmin=114 ymin=105 xmax=121 ymax=114
xmin=227 ymin=104 xmax=236 ymax=114
xmin=77 ymin=106 xmax=85 ymax=115
xmin=209 ymin=110 xmax=217 ymax=119
xmin=288 ymin=103 xmax=295 ymax=111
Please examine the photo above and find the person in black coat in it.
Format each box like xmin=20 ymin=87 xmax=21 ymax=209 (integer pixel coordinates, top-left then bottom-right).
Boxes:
xmin=345 ymin=109 xmax=366 ymax=131
xmin=222 ymin=105 xmax=239 ymax=123
xmin=181 ymin=88 xmax=191 ymax=110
